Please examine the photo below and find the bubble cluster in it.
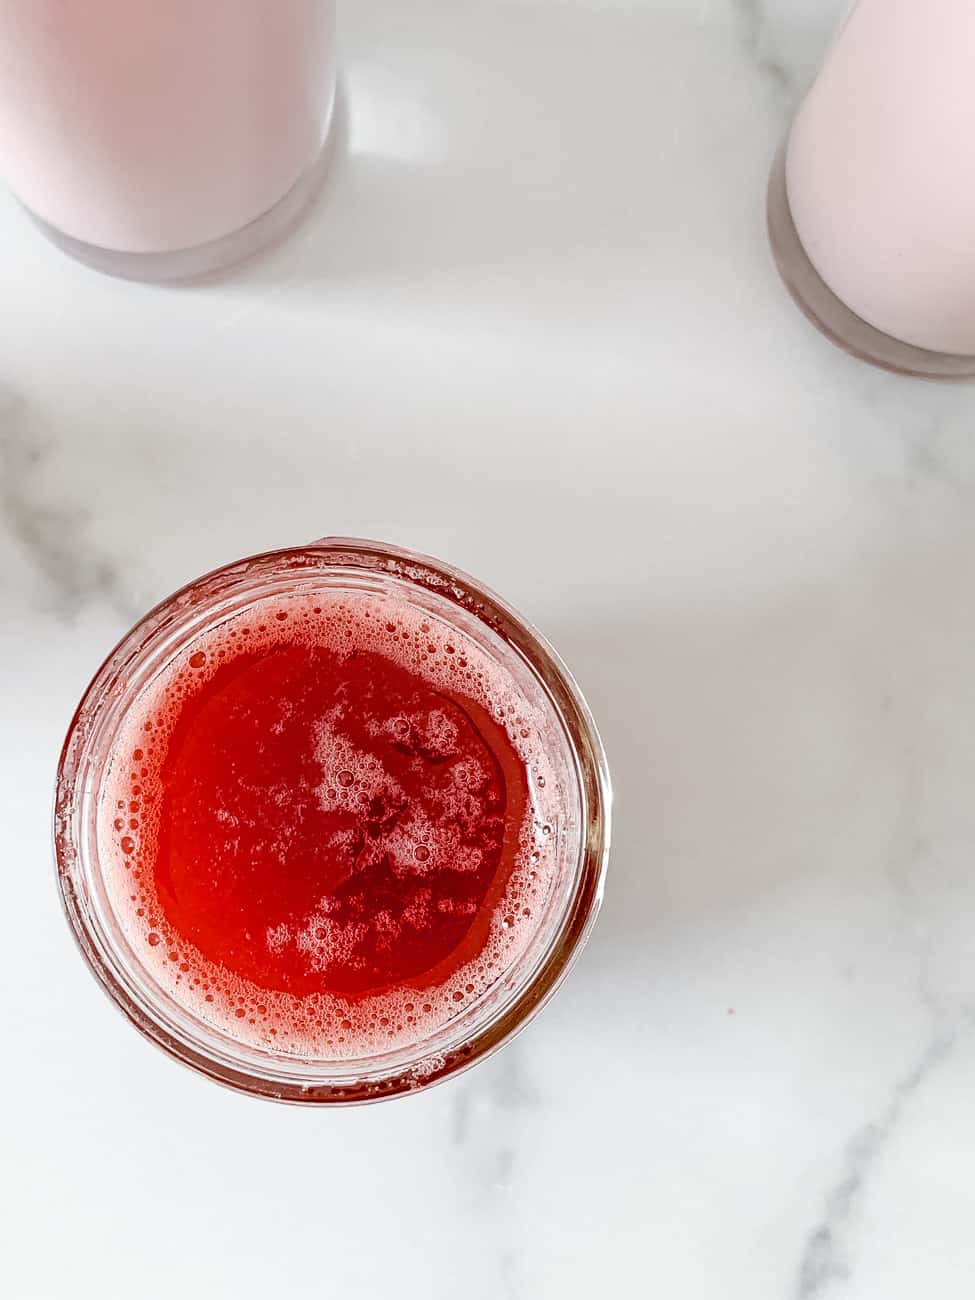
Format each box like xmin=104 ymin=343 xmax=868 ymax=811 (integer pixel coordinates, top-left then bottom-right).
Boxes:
xmin=99 ymin=585 xmax=569 ymax=1060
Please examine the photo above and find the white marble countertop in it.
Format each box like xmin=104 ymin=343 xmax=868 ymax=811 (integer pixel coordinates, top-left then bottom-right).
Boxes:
xmin=4 ymin=2 xmax=975 ymax=1297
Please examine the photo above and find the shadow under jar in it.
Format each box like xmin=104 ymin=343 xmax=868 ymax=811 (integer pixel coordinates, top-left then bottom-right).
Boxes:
xmin=0 ymin=0 xmax=337 ymax=281
xmin=54 ymin=540 xmax=611 ymax=1104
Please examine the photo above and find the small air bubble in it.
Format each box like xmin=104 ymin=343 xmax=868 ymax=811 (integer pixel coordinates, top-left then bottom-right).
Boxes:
xmin=189 ymin=652 xmax=206 ymax=668
xmin=147 ymin=933 xmax=160 ymax=946
xmin=120 ymin=836 xmax=135 ymax=854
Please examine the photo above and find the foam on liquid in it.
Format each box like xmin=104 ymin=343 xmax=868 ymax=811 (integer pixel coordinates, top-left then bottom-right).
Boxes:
xmin=99 ymin=587 xmax=567 ymax=1060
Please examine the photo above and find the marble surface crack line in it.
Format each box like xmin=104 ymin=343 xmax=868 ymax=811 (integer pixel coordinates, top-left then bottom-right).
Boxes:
xmin=883 ymin=720 xmax=944 ymax=1022
xmin=0 ymin=390 xmax=138 ymax=622
xmin=728 ymin=0 xmax=794 ymax=113
xmin=795 ymin=1031 xmax=957 ymax=1300
xmin=448 ymin=1045 xmax=540 ymax=1300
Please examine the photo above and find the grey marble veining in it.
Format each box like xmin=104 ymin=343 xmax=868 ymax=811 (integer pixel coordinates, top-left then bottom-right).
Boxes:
xmin=0 ymin=386 xmax=136 ymax=621
xmin=2 ymin=3 xmax=975 ymax=1299
xmin=444 ymin=1047 xmax=541 ymax=1299
xmin=797 ymin=1033 xmax=956 ymax=1299
xmin=729 ymin=0 xmax=794 ymax=107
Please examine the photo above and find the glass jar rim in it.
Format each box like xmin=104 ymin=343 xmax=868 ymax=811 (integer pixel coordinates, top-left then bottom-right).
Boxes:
xmin=54 ymin=538 xmax=611 ymax=1104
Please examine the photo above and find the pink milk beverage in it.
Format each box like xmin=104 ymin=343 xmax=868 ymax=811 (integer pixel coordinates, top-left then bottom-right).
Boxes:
xmin=769 ymin=0 xmax=975 ymax=376
xmin=0 ymin=0 xmax=336 ymax=279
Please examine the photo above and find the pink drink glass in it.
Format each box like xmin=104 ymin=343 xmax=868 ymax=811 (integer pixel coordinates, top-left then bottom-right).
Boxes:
xmin=768 ymin=0 xmax=975 ymax=378
xmin=0 ymin=1 xmax=337 ymax=280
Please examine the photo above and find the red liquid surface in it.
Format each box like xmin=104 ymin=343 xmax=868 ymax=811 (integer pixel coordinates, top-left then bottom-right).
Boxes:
xmin=153 ymin=644 xmax=528 ymax=999
xmin=106 ymin=593 xmax=555 ymax=1054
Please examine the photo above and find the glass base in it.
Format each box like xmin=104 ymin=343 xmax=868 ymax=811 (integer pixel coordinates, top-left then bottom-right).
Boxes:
xmin=767 ymin=146 xmax=975 ymax=380
xmin=23 ymin=92 xmax=338 ymax=284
